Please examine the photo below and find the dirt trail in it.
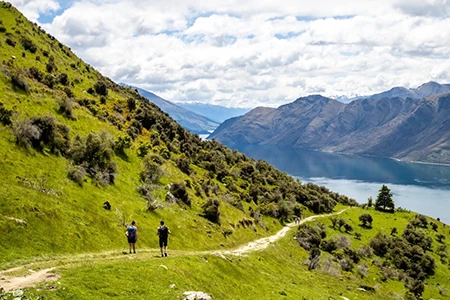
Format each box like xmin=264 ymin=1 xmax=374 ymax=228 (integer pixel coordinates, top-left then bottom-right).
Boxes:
xmin=221 ymin=208 xmax=348 ymax=256
xmin=0 ymin=209 xmax=348 ymax=292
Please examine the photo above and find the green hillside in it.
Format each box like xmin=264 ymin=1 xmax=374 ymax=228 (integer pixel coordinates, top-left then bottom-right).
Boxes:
xmin=0 ymin=3 xmax=354 ymax=264
xmin=0 ymin=3 xmax=449 ymax=300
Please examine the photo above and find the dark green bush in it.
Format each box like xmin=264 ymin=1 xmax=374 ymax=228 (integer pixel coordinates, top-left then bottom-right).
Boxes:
xmin=170 ymin=182 xmax=190 ymax=206
xmin=176 ymin=155 xmax=191 ymax=175
xmin=58 ymin=73 xmax=69 ymax=85
xmin=29 ymin=66 xmax=43 ymax=82
xmin=69 ymin=131 xmax=117 ymax=185
xmin=0 ymin=102 xmax=13 ymax=126
xmin=57 ymin=98 xmax=75 ymax=120
xmin=42 ymin=74 xmax=55 ymax=88
xmin=296 ymin=224 xmax=326 ymax=250
xmin=11 ymin=74 xmax=29 ymax=91
xmin=140 ymin=155 xmax=163 ymax=184
xmin=359 ymin=213 xmax=373 ymax=227
xmin=63 ymin=87 xmax=74 ymax=98
xmin=13 ymin=115 xmax=70 ymax=155
xmin=68 ymin=165 xmax=86 ymax=186
xmin=21 ymin=37 xmax=37 ymax=53
xmin=370 ymin=232 xmax=390 ymax=257
xmin=46 ymin=56 xmax=57 ymax=73
xmin=94 ymin=80 xmax=108 ymax=96
xmin=5 ymin=37 xmax=15 ymax=47
xmin=202 ymin=198 xmax=220 ymax=224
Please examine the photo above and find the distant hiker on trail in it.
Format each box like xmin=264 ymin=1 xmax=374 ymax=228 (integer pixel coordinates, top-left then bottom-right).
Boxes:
xmin=157 ymin=220 xmax=171 ymax=257
xmin=126 ymin=221 xmax=137 ymax=254
xmin=295 ymin=216 xmax=301 ymax=225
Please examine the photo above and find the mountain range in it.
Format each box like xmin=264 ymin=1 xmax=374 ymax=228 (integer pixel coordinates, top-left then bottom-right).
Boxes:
xmin=176 ymin=102 xmax=251 ymax=123
xmin=209 ymin=82 xmax=450 ymax=164
xmin=125 ymin=86 xmax=219 ymax=134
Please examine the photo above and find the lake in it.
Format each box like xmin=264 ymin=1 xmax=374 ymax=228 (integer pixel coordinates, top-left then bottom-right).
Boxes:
xmin=233 ymin=144 xmax=450 ymax=224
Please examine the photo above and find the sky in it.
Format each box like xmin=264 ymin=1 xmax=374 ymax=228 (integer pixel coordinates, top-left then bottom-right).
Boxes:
xmin=9 ymin=0 xmax=450 ymax=108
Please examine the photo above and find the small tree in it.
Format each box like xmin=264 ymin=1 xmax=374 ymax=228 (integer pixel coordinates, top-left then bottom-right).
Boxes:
xmin=359 ymin=213 xmax=373 ymax=227
xmin=330 ymin=216 xmax=338 ymax=229
xmin=344 ymin=223 xmax=353 ymax=233
xmin=375 ymin=185 xmax=394 ymax=211
xmin=367 ymin=196 xmax=373 ymax=207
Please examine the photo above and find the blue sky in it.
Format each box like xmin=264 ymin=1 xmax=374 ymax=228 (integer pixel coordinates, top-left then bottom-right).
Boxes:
xmin=9 ymin=0 xmax=450 ymax=107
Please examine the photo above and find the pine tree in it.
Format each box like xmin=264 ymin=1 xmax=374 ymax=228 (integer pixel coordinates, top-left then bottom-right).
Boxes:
xmin=375 ymin=185 xmax=394 ymax=211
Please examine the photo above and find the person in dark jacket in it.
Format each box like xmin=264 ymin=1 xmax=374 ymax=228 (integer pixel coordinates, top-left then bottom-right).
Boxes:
xmin=126 ymin=220 xmax=137 ymax=254
xmin=157 ymin=220 xmax=171 ymax=257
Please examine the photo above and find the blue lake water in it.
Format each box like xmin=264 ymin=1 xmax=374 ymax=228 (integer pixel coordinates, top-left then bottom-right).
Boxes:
xmin=233 ymin=144 xmax=450 ymax=224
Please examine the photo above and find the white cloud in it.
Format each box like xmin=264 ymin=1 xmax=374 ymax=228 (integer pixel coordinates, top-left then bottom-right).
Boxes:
xmin=9 ymin=0 xmax=60 ymax=21
xmin=14 ymin=0 xmax=450 ymax=107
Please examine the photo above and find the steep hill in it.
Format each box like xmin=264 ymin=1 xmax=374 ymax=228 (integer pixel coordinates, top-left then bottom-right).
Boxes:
xmin=129 ymin=86 xmax=219 ymax=134
xmin=209 ymin=90 xmax=450 ymax=164
xmin=177 ymin=102 xmax=251 ymax=123
xmin=0 ymin=2 xmax=356 ymax=267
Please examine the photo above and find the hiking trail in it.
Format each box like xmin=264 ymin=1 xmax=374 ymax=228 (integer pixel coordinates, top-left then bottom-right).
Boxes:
xmin=0 ymin=208 xmax=348 ymax=292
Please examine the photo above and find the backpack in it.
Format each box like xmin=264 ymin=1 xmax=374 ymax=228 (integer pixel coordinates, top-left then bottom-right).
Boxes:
xmin=127 ymin=226 xmax=136 ymax=238
xmin=158 ymin=225 xmax=168 ymax=239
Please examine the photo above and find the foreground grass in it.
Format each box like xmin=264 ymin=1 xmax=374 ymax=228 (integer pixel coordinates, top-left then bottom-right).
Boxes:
xmin=14 ymin=207 xmax=448 ymax=300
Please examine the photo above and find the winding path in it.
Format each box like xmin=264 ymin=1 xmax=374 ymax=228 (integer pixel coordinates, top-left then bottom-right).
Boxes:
xmin=0 ymin=209 xmax=348 ymax=292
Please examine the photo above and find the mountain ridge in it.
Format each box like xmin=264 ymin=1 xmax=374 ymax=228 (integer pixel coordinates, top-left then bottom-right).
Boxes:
xmin=209 ymin=85 xmax=450 ymax=164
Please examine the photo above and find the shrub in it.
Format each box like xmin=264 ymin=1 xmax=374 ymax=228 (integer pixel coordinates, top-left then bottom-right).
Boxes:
xmin=437 ymin=233 xmax=445 ymax=243
xmin=339 ymin=257 xmax=354 ymax=272
xmin=357 ymin=245 xmax=373 ymax=258
xmin=0 ymin=102 xmax=13 ymax=126
xmin=12 ymin=119 xmax=40 ymax=148
xmin=29 ymin=66 xmax=43 ymax=82
xmin=13 ymin=115 xmax=70 ymax=155
xmin=21 ymin=37 xmax=37 ymax=53
xmin=202 ymin=198 xmax=220 ymax=224
xmin=69 ymin=131 xmax=118 ymax=185
xmin=63 ymin=87 xmax=74 ymax=98
xmin=46 ymin=56 xmax=57 ymax=73
xmin=68 ymin=165 xmax=86 ymax=186
xmin=127 ymin=98 xmax=136 ymax=110
xmin=391 ymin=227 xmax=398 ymax=236
xmin=87 ymin=87 xmax=95 ymax=95
xmin=94 ymin=80 xmax=108 ymax=96
xmin=344 ymin=223 xmax=353 ymax=233
xmin=57 ymin=98 xmax=75 ymax=119
xmin=114 ymin=135 xmax=131 ymax=155
xmin=359 ymin=213 xmax=373 ymax=227
xmin=140 ymin=156 xmax=163 ymax=184
xmin=170 ymin=182 xmax=190 ymax=206
xmin=370 ymin=232 xmax=391 ymax=257
xmin=42 ymin=74 xmax=55 ymax=88
xmin=58 ymin=73 xmax=69 ymax=85
xmin=176 ymin=155 xmax=191 ymax=175
xmin=297 ymin=224 xmax=326 ymax=250
xmin=308 ymin=247 xmax=321 ymax=271
xmin=11 ymin=74 xmax=29 ymax=91
xmin=357 ymin=262 xmax=369 ymax=278
xmin=354 ymin=232 xmax=362 ymax=240
xmin=321 ymin=238 xmax=337 ymax=253
xmin=5 ymin=37 xmax=16 ymax=47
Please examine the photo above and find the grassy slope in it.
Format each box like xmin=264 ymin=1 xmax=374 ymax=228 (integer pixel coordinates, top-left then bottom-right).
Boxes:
xmin=20 ymin=207 xmax=450 ymax=299
xmin=0 ymin=4 xmax=449 ymax=300
xmin=0 ymin=4 xmax=281 ymax=267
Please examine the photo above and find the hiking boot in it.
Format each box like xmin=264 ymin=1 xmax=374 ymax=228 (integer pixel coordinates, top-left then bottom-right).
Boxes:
xmin=164 ymin=253 xmax=167 ymax=257
xmin=161 ymin=254 xmax=164 ymax=257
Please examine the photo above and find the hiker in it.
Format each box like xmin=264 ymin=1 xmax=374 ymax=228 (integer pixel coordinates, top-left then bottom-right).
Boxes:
xmin=295 ymin=216 xmax=301 ymax=225
xmin=126 ymin=220 xmax=137 ymax=254
xmin=157 ymin=220 xmax=171 ymax=257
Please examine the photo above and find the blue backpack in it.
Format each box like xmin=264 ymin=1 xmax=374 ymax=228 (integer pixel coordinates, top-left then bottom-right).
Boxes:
xmin=127 ymin=226 xmax=136 ymax=238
